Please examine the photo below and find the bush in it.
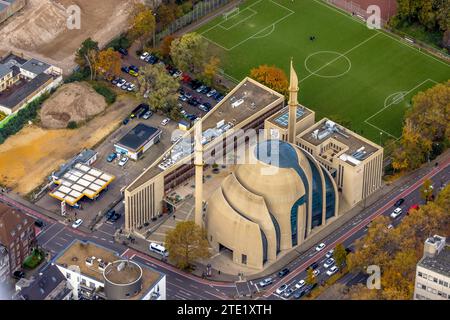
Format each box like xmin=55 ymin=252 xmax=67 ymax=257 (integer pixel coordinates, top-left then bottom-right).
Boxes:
xmin=67 ymin=121 xmax=78 ymax=129
xmin=0 ymin=94 xmax=49 ymax=145
xmin=107 ymin=34 xmax=132 ymax=50
xmin=64 ymin=68 xmax=90 ymax=84
xmin=92 ymin=83 xmax=117 ymax=104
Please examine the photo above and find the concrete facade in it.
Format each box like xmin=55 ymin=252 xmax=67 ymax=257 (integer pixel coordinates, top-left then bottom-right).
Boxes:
xmin=414 ymin=235 xmax=450 ymax=300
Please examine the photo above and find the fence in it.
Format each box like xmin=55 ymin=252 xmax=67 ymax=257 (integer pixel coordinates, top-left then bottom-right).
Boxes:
xmin=156 ymin=0 xmax=234 ymax=44
xmin=324 ymin=0 xmax=449 ymax=62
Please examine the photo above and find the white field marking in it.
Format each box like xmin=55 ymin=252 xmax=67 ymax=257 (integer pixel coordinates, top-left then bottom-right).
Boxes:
xmin=301 ymin=33 xmax=379 ymax=82
xmin=365 ymin=78 xmax=439 ymax=139
xmin=384 ymin=91 xmax=408 ymax=107
xmin=201 ymin=0 xmax=294 ymax=51
xmin=313 ymin=0 xmax=450 ymax=68
xmin=304 ymin=51 xmax=352 ymax=79
xmin=199 ymin=0 xmax=264 ymax=36
xmin=250 ymin=24 xmax=276 ymax=39
xmin=366 ymin=79 xmax=436 ymax=122
xmin=219 ymin=8 xmax=257 ymax=31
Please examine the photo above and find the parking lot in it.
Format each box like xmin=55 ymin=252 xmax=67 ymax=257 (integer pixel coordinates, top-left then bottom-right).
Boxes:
xmin=36 ymin=109 xmax=179 ymax=228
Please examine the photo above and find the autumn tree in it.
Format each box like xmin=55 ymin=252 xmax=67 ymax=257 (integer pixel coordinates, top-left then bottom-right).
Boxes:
xmin=392 ymin=81 xmax=449 ymax=172
xmin=170 ymin=33 xmax=209 ymax=76
xmin=137 ymin=64 xmax=180 ymax=112
xmin=75 ymin=38 xmax=99 ymax=80
xmin=346 ymin=184 xmax=450 ymax=299
xmin=95 ymin=48 xmax=122 ymax=79
xmin=250 ymin=65 xmax=289 ymax=96
xmin=420 ymin=178 xmax=434 ymax=202
xmin=129 ymin=3 xmax=156 ymax=46
xmin=305 ymin=267 xmax=317 ymax=286
xmin=159 ymin=35 xmax=176 ymax=58
xmin=165 ymin=221 xmax=210 ymax=270
xmin=202 ymin=56 xmax=221 ymax=86
xmin=333 ymin=243 xmax=347 ymax=270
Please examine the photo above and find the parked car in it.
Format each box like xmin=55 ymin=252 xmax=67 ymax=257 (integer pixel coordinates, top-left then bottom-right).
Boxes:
xmin=161 ymin=118 xmax=170 ymax=126
xmin=407 ymin=204 xmax=419 ymax=215
xmin=118 ymin=48 xmax=128 ymax=56
xmin=315 ymin=243 xmax=326 ymax=252
xmin=313 ymin=269 xmax=321 ymax=277
xmin=295 ymin=279 xmax=306 ymax=290
xmin=173 ymin=70 xmax=182 ymax=78
xmin=178 ymin=94 xmax=188 ymax=102
xmin=390 ymin=207 xmax=402 ymax=219
xmin=200 ymin=86 xmax=211 ymax=94
xmin=196 ymin=85 xmax=207 ymax=93
xmin=122 ymin=118 xmax=130 ymax=125
xmin=283 ymin=288 xmax=294 ymax=298
xmin=72 ymin=219 xmax=83 ymax=229
xmin=111 ymin=78 xmax=120 ymax=85
xmin=207 ymin=89 xmax=217 ymax=97
xmin=34 ymin=220 xmax=44 ymax=228
xmin=325 ymin=249 xmax=334 ymax=259
xmin=117 ymin=79 xmax=127 ymax=87
xmin=129 ymin=70 xmax=138 ymax=77
xmin=258 ymin=277 xmax=273 ymax=288
xmin=129 ymin=65 xmax=139 ymax=72
xmin=275 ymin=284 xmax=288 ymax=295
xmin=107 ymin=153 xmax=117 ymax=162
xmin=309 ymin=261 xmax=319 ymax=270
xmin=278 ymin=268 xmax=290 ymax=278
xmin=118 ymin=157 xmax=129 ymax=167
xmin=323 ymin=258 xmax=335 ymax=268
xmin=13 ymin=270 xmax=25 ymax=280
xmin=110 ymin=213 xmax=122 ymax=223
xmin=121 ymin=66 xmax=130 ymax=74
xmin=394 ymin=198 xmax=405 ymax=207
xmin=127 ymin=84 xmax=136 ymax=92
xmin=140 ymin=52 xmax=149 ymax=60
xmin=326 ymin=265 xmax=339 ymax=276
xmin=105 ymin=210 xmax=116 ymax=220
xmin=142 ymin=111 xmax=153 ymax=120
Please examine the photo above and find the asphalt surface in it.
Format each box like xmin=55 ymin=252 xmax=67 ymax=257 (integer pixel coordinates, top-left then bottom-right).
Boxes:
xmin=2 ymin=157 xmax=449 ymax=300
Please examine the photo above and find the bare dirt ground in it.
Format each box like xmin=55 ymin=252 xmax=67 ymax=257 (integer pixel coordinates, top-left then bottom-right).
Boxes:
xmin=0 ymin=0 xmax=137 ymax=74
xmin=40 ymin=82 xmax=107 ymax=129
xmin=0 ymin=95 xmax=138 ymax=195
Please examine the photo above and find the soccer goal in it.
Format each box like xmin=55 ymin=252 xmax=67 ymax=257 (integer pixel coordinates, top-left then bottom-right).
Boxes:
xmin=223 ymin=7 xmax=240 ymax=20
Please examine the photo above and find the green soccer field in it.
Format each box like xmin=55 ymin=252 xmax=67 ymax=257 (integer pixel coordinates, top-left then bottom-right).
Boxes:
xmin=197 ymin=0 xmax=450 ymax=143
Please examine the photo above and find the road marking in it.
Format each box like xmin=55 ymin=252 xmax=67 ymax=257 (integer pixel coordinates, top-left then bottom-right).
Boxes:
xmin=41 ymin=225 xmax=65 ymax=247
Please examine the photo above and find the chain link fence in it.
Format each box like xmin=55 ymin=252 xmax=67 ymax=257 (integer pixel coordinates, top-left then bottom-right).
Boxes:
xmin=325 ymin=0 xmax=450 ymax=61
xmin=156 ymin=0 xmax=234 ymax=44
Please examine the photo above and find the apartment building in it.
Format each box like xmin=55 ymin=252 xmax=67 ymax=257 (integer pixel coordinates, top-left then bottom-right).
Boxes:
xmin=414 ymin=235 xmax=450 ymax=300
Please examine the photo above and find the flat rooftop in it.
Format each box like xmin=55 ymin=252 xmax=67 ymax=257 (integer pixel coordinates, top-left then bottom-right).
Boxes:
xmin=299 ymin=118 xmax=380 ymax=166
xmin=0 ymin=73 xmax=53 ymax=110
xmin=20 ymin=58 xmax=51 ymax=75
xmin=49 ymin=162 xmax=115 ymax=206
xmin=116 ymin=123 xmax=161 ymax=152
xmin=419 ymin=246 xmax=450 ymax=278
xmin=55 ymin=240 xmax=163 ymax=300
xmin=267 ymin=105 xmax=313 ymax=128
xmin=127 ymin=78 xmax=284 ymax=191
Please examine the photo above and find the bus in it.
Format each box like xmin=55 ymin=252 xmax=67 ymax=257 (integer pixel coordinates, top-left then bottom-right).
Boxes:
xmin=149 ymin=242 xmax=169 ymax=257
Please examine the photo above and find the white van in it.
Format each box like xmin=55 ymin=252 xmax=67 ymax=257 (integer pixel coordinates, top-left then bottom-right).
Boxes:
xmin=149 ymin=242 xmax=169 ymax=257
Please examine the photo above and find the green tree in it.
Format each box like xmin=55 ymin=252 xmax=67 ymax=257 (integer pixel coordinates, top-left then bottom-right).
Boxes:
xmin=170 ymin=33 xmax=209 ymax=76
xmin=165 ymin=221 xmax=210 ymax=270
xmin=75 ymin=38 xmax=99 ymax=80
xmin=137 ymin=64 xmax=180 ymax=112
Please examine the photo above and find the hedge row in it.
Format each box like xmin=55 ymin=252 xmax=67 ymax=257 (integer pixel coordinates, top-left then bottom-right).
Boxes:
xmin=92 ymin=82 xmax=117 ymax=104
xmin=0 ymin=94 xmax=49 ymax=145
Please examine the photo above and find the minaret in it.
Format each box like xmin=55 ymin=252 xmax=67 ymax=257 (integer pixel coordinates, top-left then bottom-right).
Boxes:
xmin=288 ymin=59 xmax=299 ymax=144
xmin=194 ymin=120 xmax=204 ymax=227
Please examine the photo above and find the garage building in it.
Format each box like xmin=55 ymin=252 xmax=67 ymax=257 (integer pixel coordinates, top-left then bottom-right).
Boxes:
xmin=114 ymin=123 xmax=162 ymax=160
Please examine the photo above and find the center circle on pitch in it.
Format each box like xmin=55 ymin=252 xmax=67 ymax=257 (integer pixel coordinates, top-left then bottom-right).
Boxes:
xmin=304 ymin=51 xmax=352 ymax=79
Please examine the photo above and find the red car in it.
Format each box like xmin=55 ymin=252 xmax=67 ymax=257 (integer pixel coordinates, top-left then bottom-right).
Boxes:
xmin=407 ymin=204 xmax=419 ymax=215
xmin=182 ymin=73 xmax=192 ymax=83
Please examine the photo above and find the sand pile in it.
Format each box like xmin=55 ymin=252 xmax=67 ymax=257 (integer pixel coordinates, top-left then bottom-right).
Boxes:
xmin=40 ymin=82 xmax=107 ymax=129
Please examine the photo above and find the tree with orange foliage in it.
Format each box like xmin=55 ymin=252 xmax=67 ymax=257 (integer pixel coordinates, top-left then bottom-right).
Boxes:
xmin=250 ymin=65 xmax=289 ymax=96
xmin=95 ymin=48 xmax=122 ymax=79
xmin=160 ymin=35 xmax=176 ymax=58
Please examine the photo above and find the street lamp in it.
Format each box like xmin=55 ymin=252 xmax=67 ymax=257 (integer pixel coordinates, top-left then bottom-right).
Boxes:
xmin=379 ymin=132 xmax=383 ymax=146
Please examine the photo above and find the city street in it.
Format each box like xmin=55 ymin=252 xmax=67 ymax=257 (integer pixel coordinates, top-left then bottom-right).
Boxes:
xmin=1 ymin=155 xmax=448 ymax=300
